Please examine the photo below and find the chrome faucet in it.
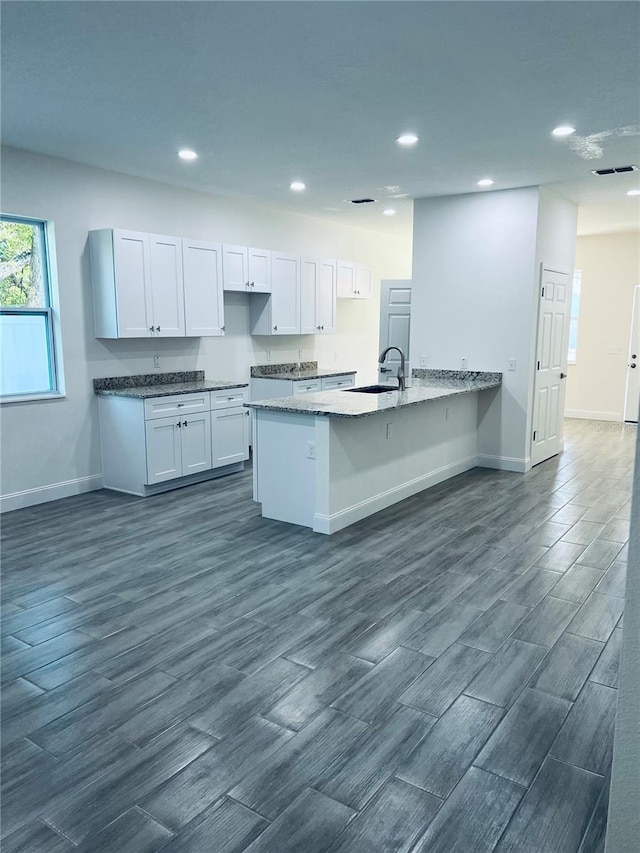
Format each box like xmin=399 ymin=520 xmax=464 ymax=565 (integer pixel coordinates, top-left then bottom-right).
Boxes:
xmin=379 ymin=346 xmax=406 ymax=391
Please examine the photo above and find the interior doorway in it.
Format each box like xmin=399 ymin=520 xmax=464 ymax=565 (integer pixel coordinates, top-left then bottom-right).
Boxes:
xmin=623 ymin=284 xmax=640 ymax=423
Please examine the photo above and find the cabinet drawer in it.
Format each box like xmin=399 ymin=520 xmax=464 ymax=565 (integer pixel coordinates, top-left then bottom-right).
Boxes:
xmin=144 ymin=392 xmax=210 ymax=421
xmin=211 ymin=387 xmax=248 ymax=409
xmin=293 ymin=380 xmax=321 ymax=394
xmin=321 ymin=375 xmax=355 ymax=391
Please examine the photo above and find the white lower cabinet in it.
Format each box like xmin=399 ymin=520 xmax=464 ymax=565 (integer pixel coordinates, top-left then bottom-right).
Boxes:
xmin=99 ymin=388 xmax=248 ymax=496
xmin=250 ymin=373 xmax=356 ymax=401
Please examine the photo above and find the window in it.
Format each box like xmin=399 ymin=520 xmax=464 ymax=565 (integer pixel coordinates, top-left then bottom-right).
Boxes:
xmin=567 ymin=269 xmax=582 ymax=365
xmin=0 ymin=214 xmax=63 ymax=399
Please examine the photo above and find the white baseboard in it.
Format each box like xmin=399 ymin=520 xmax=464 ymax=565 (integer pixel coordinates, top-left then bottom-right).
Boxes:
xmin=1 ymin=475 xmax=103 ymax=513
xmin=565 ymin=409 xmax=622 ymax=422
xmin=313 ymin=454 xmax=477 ymax=535
xmin=476 ymin=454 xmax=529 ymax=473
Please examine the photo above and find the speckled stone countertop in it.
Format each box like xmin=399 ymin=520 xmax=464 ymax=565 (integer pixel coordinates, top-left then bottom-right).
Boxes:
xmin=251 ymin=362 xmax=356 ymax=381
xmin=94 ymin=371 xmax=248 ymax=399
xmin=245 ymin=370 xmax=501 ymax=419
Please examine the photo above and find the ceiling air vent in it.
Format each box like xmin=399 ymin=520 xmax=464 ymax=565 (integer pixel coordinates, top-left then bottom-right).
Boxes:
xmin=350 ymin=198 xmax=376 ymax=204
xmin=591 ymin=165 xmax=639 ymax=176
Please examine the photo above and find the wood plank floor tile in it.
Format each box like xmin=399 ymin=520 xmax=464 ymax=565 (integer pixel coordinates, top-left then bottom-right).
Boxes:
xmin=474 ymin=687 xmax=572 ymax=787
xmin=528 ymin=633 xmax=604 ymax=701
xmin=451 ymin=570 xmax=515 ymax=611
xmin=243 ymin=788 xmax=354 ymax=853
xmin=589 ymin=627 xmax=623 ymax=688
xmin=344 ymin=608 xmax=429 ymax=664
xmin=548 ymin=564 xmax=605 ymax=604
xmin=594 ymin=560 xmax=627 ymax=598
xmin=399 ymin=643 xmax=491 ymax=717
xmin=411 ymin=765 xmax=524 ymax=853
xmin=550 ymin=680 xmax=618 ymax=776
xmin=397 ymin=694 xmax=503 ymax=798
xmin=465 ymin=638 xmax=548 ymax=707
xmin=74 ymin=806 xmax=174 ymax=853
xmin=457 ymin=600 xmax=530 ymax=653
xmin=566 ymin=592 xmax=625 ymax=643
xmin=158 ymin=797 xmax=268 ymax=853
xmin=494 ymin=758 xmax=603 ymax=853
xmin=331 ymin=646 xmax=434 ymax=724
xmin=283 ymin=611 xmax=376 ymax=669
xmin=401 ymin=601 xmax=483 ymax=658
xmin=498 ymin=567 xmax=560 ymax=607
xmin=326 ymin=777 xmax=441 ymax=853
xmin=0 ymin=820 xmax=75 ymax=853
xmin=575 ymin=538 xmax=623 ymax=570
xmin=535 ymin=540 xmax=586 ymax=573
xmin=512 ymin=595 xmax=580 ymax=647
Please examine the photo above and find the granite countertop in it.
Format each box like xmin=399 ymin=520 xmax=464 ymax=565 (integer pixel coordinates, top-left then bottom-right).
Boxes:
xmin=94 ymin=371 xmax=248 ymax=399
xmin=251 ymin=362 xmax=356 ymax=381
xmin=245 ymin=370 xmax=501 ymax=419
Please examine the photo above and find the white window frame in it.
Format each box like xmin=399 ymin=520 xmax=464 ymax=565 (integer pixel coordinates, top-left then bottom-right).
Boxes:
xmin=0 ymin=214 xmax=65 ymax=403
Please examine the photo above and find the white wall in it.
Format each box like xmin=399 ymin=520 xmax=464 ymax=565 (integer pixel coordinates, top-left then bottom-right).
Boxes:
xmin=565 ymin=232 xmax=640 ymax=421
xmin=411 ymin=187 xmax=577 ymax=469
xmin=0 ymin=147 xmax=412 ymax=508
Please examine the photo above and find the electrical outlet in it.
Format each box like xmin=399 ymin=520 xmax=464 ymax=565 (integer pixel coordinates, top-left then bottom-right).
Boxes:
xmin=153 ymin=355 xmax=160 ymax=369
xmin=298 ymin=349 xmax=304 ymax=361
xmin=420 ymin=355 xmax=428 ymax=368
xmin=267 ymin=349 xmax=272 ymax=362
xmin=508 ymin=358 xmax=517 ymax=371
xmin=306 ymin=440 xmax=316 ymax=459
xmin=461 ymin=357 xmax=468 ymax=369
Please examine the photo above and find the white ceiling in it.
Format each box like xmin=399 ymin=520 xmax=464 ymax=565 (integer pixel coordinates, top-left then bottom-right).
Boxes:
xmin=2 ymin=1 xmax=639 ymax=236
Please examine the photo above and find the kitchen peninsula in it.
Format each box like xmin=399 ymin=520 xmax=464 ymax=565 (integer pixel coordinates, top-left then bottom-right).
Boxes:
xmin=247 ymin=370 xmax=501 ymax=534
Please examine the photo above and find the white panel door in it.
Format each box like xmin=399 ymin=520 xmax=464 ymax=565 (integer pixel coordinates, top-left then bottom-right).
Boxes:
xmin=378 ymin=280 xmax=411 ymax=385
xmin=212 ymin=408 xmax=249 ymax=467
xmin=271 ymin=252 xmax=300 ymax=335
xmin=113 ymin=229 xmax=153 ymax=337
xmin=149 ymin=234 xmax=185 ymax=337
xmin=182 ymin=239 xmax=224 ymax=337
xmin=337 ymin=261 xmax=356 ymax=298
xmin=145 ymin=416 xmax=182 ymax=484
xmin=180 ymin=411 xmax=212 ymax=475
xmin=248 ymin=248 xmax=271 ymax=293
xmin=531 ymin=268 xmax=571 ymax=467
xmin=354 ymin=266 xmax=372 ymax=299
xmin=300 ymin=257 xmax=319 ymax=334
xmin=317 ymin=259 xmax=337 ymax=333
xmin=222 ymin=244 xmax=249 ymax=291
xmin=624 ymin=284 xmax=640 ymax=422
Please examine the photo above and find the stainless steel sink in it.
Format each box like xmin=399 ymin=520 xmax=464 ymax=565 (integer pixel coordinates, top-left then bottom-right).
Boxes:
xmin=345 ymin=384 xmax=399 ymax=394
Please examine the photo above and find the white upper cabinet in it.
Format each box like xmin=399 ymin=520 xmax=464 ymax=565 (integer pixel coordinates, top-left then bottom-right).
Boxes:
xmin=182 ymin=239 xmax=225 ymax=337
xmin=300 ymin=257 xmax=336 ymax=335
xmin=222 ymin=244 xmax=249 ymax=292
xmin=250 ymin=251 xmax=300 ymax=335
xmin=223 ymin=245 xmax=272 ymax=292
xmin=337 ymin=260 xmax=372 ymax=299
xmin=149 ymin=234 xmax=185 ymax=336
xmin=248 ymin=248 xmax=272 ymax=293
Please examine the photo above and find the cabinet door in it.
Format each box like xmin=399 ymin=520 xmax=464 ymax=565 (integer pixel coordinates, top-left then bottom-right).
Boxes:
xmin=182 ymin=239 xmax=224 ymax=336
xmin=180 ymin=411 xmax=212 ymax=475
xmin=248 ymin=248 xmax=272 ymax=293
xmin=271 ymin=252 xmax=300 ymax=335
xmin=212 ymin=407 xmax=250 ymax=467
xmin=317 ymin=259 xmax=337 ymax=332
xmin=145 ymin=416 xmax=182 ymax=484
xmin=300 ymin=257 xmax=319 ymax=335
xmin=112 ymin=230 xmax=153 ymax=337
xmin=355 ymin=266 xmax=372 ymax=299
xmin=337 ymin=261 xmax=356 ymax=299
xmin=149 ymin=234 xmax=185 ymax=336
xmin=222 ymin=245 xmax=249 ymax=291
xmin=321 ymin=374 xmax=355 ymax=391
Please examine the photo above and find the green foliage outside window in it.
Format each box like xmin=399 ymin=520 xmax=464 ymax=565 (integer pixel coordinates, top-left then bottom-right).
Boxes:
xmin=0 ymin=220 xmax=45 ymax=307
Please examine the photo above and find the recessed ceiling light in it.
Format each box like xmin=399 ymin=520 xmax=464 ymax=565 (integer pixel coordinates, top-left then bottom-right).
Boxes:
xmin=626 ymin=189 xmax=640 ymax=196
xmin=396 ymin=134 xmax=419 ymax=146
xmin=178 ymin=149 xmax=198 ymax=161
xmin=290 ymin=181 xmax=306 ymax=191
xmin=552 ymin=125 xmax=576 ymax=137
xmin=383 ymin=208 xmax=397 ymax=216
xmin=477 ymin=178 xmax=494 ymax=187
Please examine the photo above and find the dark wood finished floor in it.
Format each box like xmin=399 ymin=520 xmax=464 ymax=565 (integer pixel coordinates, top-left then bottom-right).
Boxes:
xmin=1 ymin=419 xmax=634 ymax=853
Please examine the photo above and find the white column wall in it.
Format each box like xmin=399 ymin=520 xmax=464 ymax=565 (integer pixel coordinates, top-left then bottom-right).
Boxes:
xmin=0 ymin=146 xmax=412 ymax=508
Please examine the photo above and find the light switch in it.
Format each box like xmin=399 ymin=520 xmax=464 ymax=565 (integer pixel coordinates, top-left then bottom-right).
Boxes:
xmin=508 ymin=358 xmax=516 ymax=371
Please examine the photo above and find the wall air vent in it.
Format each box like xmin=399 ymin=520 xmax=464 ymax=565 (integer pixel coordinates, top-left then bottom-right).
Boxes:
xmin=350 ymin=198 xmax=376 ymax=204
xmin=591 ymin=165 xmax=639 ymax=176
